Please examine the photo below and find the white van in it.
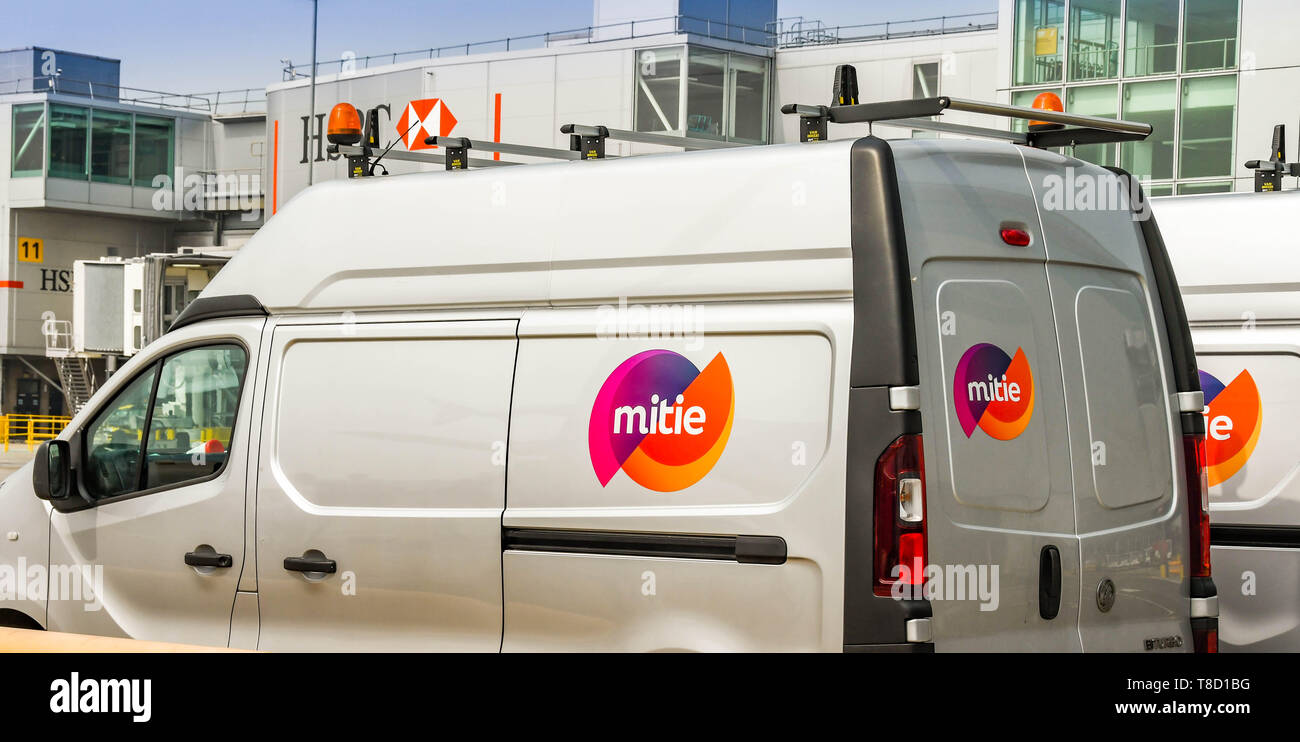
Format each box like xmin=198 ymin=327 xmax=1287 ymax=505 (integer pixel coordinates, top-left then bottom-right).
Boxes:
xmin=0 ymin=127 xmax=1215 ymax=651
xmin=1153 ymin=189 xmax=1300 ymax=652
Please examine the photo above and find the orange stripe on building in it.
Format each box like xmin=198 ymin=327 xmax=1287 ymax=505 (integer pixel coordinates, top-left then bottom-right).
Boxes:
xmin=493 ymin=93 xmax=502 ymax=161
xmin=0 ymin=281 xmax=24 ymax=288
xmin=272 ymin=119 xmax=280 ymax=215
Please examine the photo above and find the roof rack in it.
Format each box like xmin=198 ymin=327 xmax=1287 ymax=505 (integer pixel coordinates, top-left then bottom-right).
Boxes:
xmin=782 ymin=64 xmax=1152 ymax=148
xmin=328 ymin=112 xmax=748 ymax=175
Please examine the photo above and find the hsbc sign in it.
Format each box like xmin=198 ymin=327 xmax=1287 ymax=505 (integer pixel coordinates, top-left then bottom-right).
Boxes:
xmin=299 ymin=98 xmax=460 ymax=164
xmin=396 ymin=98 xmax=459 ymax=150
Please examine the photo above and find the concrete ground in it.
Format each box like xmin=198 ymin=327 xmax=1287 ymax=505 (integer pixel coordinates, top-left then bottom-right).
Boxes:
xmin=0 ymin=446 xmax=37 ymax=480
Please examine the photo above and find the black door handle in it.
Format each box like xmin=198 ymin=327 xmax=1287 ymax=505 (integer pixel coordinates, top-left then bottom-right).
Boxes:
xmin=1039 ymin=545 xmax=1062 ymax=620
xmin=284 ymin=555 xmax=337 ymax=574
xmin=184 ymin=551 xmax=233 ymax=569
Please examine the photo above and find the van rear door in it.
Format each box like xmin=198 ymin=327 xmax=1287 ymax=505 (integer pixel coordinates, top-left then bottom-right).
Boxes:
xmin=893 ymin=140 xmax=1083 ymax=651
xmin=1021 ymin=149 xmax=1192 ymax=652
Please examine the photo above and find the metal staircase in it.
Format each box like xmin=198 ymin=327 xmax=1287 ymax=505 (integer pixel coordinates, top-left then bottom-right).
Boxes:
xmin=42 ymin=319 xmax=99 ymax=414
xmin=53 ymin=356 xmax=97 ymax=414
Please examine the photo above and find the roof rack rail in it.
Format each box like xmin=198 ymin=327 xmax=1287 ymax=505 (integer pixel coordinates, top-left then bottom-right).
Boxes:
xmin=326 ymin=102 xmax=751 ymax=175
xmin=782 ymin=65 xmax=1152 ymax=148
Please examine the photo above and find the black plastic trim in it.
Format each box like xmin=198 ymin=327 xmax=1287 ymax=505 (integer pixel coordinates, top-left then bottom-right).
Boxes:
xmin=849 ymin=137 xmax=918 ymax=388
xmin=168 ymin=294 xmax=268 ymax=333
xmin=842 ymin=137 xmax=928 ymax=650
xmin=502 ymin=529 xmax=787 ymax=565
xmin=1211 ymin=525 xmax=1300 ymax=550
xmin=844 ymin=641 xmax=935 ymax=654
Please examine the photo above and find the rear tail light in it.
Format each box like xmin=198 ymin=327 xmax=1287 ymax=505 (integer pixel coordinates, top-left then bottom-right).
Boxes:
xmin=1192 ymin=620 xmax=1218 ymax=654
xmin=874 ymin=434 xmax=927 ymax=597
xmin=1183 ymin=434 xmax=1211 ymax=579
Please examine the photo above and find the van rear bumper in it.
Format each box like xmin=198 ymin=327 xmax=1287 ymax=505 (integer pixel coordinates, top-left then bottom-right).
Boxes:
xmin=845 ymin=642 xmax=935 ymax=653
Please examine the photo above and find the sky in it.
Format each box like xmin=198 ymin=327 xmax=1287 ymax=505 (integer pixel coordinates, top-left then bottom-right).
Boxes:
xmin=4 ymin=0 xmax=996 ymax=94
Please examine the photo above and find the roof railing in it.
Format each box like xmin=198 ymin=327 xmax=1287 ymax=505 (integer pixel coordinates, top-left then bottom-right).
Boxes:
xmin=773 ymin=12 xmax=999 ymax=48
xmin=281 ymin=14 xmax=779 ymax=80
xmin=0 ymin=76 xmax=266 ymax=114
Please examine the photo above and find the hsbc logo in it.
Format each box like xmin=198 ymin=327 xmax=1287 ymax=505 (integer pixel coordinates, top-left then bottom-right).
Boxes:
xmin=396 ymin=98 xmax=458 ymax=150
xmin=299 ymin=98 xmax=459 ymax=165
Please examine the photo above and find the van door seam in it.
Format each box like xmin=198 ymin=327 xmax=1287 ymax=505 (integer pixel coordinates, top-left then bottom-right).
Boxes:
xmin=1015 ymin=146 xmax=1085 ymax=651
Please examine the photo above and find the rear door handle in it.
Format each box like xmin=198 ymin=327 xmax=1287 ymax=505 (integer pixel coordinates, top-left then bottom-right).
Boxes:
xmin=1039 ymin=545 xmax=1062 ymax=620
xmin=284 ymin=555 xmax=337 ymax=574
xmin=184 ymin=551 xmax=233 ymax=569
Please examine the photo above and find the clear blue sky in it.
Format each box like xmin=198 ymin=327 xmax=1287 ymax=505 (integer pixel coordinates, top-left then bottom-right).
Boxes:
xmin=5 ymin=0 xmax=996 ymax=94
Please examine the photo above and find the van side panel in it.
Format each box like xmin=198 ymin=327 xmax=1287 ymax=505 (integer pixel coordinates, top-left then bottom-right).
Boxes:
xmin=1194 ymin=327 xmax=1300 ymax=650
xmin=502 ymin=301 xmax=851 ymax=651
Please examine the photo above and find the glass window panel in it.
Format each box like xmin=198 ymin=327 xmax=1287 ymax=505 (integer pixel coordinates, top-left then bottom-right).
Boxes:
xmin=133 ymin=115 xmax=173 ymax=187
xmin=1183 ymin=0 xmax=1238 ymax=72
xmin=1177 ymin=180 xmax=1233 ymax=195
xmin=1125 ymin=0 xmax=1179 ymax=77
xmin=913 ymin=62 xmax=939 ymax=98
xmin=1013 ymin=0 xmax=1065 ymax=86
xmin=1147 ymin=183 xmax=1174 ymax=197
xmin=686 ymin=48 xmax=726 ymax=139
xmin=11 ymin=103 xmax=44 ymax=177
xmin=91 ymin=109 xmax=132 ymax=185
xmin=1011 ymin=88 xmax=1062 ymax=133
xmin=1179 ymin=75 xmax=1236 ymax=178
xmin=1066 ymin=84 xmax=1119 ymax=166
xmin=145 ymin=345 xmax=247 ymax=490
xmin=1121 ymin=79 xmax=1176 ymax=181
xmin=84 ymin=366 xmax=156 ymax=498
xmin=1069 ymin=0 xmax=1121 ymax=81
xmin=49 ymin=104 xmax=88 ymax=180
xmin=728 ymin=53 xmax=767 ymax=143
xmin=635 ymin=47 xmax=683 ymax=133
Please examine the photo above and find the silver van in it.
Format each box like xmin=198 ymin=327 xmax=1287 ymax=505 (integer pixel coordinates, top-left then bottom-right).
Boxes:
xmin=1154 ymin=189 xmax=1300 ymax=652
xmin=0 ymin=98 xmax=1216 ymax=651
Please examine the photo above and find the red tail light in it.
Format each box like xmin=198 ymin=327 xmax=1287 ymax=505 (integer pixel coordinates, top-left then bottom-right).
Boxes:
xmin=1193 ymin=622 xmax=1218 ymax=654
xmin=1183 ymin=434 xmax=1211 ymax=579
xmin=1000 ymin=228 xmax=1032 ymax=247
xmin=874 ymin=434 xmax=927 ymax=597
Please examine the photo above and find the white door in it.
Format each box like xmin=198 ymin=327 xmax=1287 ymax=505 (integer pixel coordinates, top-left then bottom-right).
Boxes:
xmin=255 ymin=318 xmax=516 ymax=651
xmin=47 ymin=318 xmax=262 ymax=646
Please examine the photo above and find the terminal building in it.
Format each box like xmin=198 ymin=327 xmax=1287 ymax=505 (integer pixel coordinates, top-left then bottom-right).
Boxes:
xmin=0 ymin=47 xmax=263 ymax=415
xmin=3 ymin=0 xmax=1297 ymax=416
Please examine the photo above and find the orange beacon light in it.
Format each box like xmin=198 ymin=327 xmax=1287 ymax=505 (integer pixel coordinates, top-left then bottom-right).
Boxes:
xmin=1028 ymin=92 xmax=1065 ymax=132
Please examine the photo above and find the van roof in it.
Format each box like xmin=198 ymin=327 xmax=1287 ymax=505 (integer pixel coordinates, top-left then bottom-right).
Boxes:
xmin=1152 ymin=190 xmax=1300 ymax=323
xmin=199 ymin=138 xmax=1028 ymax=316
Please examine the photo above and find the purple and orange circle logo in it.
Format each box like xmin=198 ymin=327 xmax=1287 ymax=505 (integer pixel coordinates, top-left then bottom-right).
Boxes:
xmin=953 ymin=343 xmax=1035 ymax=440
xmin=588 ymin=350 xmax=734 ymax=492
xmin=1199 ymin=369 xmax=1262 ymax=488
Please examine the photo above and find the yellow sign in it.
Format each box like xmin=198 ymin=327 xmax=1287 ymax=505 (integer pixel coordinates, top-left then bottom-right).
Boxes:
xmin=1035 ymin=27 xmax=1058 ymax=56
xmin=17 ymin=237 xmax=42 ymax=263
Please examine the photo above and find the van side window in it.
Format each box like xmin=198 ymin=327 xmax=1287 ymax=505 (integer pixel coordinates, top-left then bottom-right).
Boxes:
xmin=143 ymin=345 xmax=247 ymax=491
xmin=82 ymin=344 xmax=247 ymax=500
xmin=84 ymin=367 xmax=157 ymax=499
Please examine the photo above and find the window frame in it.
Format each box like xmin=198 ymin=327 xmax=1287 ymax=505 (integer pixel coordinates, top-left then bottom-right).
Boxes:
xmin=75 ymin=336 xmax=251 ymax=508
xmin=11 ymin=102 xmax=47 ymax=178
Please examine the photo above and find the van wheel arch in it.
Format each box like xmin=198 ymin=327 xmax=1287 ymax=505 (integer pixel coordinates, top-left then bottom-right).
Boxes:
xmin=0 ymin=608 xmax=44 ymax=631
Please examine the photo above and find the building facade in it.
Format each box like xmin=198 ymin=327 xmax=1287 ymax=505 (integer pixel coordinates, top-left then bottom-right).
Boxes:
xmin=1 ymin=48 xmax=263 ymax=415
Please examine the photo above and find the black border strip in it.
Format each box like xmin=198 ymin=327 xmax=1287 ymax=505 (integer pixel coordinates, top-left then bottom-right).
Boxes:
xmin=502 ymin=529 xmax=786 ymax=565
xmin=169 ymin=294 xmax=268 ymax=333
xmin=1212 ymin=524 xmax=1300 ymax=549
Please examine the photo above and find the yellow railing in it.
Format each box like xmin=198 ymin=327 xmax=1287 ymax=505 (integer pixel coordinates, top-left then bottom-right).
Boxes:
xmin=0 ymin=414 xmax=72 ymax=452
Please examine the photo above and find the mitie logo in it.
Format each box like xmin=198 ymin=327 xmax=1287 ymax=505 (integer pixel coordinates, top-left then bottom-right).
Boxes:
xmin=589 ymin=350 xmax=734 ymax=492
xmin=953 ymin=343 xmax=1035 ymax=440
xmin=1199 ymin=369 xmax=1262 ymax=487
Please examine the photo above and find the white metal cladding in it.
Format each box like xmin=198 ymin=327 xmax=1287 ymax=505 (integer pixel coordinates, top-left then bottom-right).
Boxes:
xmin=200 ymin=139 xmax=855 ymax=313
xmin=1153 ymin=190 xmax=1300 ymax=323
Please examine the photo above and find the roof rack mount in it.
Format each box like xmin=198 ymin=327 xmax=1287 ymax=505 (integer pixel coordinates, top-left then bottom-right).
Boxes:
xmin=782 ymin=66 xmax=1153 ymax=148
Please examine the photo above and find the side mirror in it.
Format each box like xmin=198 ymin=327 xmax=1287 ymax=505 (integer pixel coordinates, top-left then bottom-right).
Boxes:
xmin=33 ymin=440 xmax=71 ymax=501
